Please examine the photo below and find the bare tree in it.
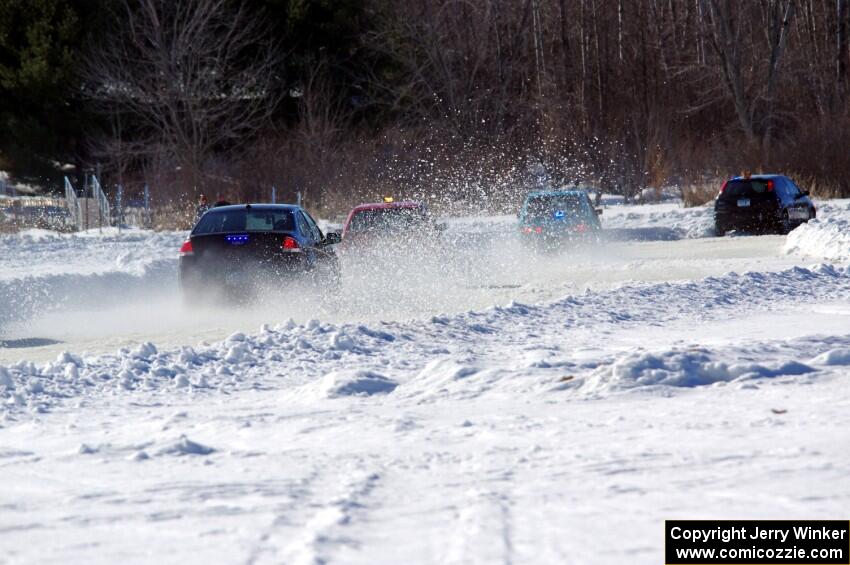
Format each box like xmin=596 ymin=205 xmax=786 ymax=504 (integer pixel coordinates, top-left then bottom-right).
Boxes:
xmin=762 ymin=0 xmax=796 ymax=155
xmin=700 ymin=0 xmax=796 ymax=152
xmin=364 ymin=0 xmax=540 ymax=137
xmin=701 ymin=0 xmax=757 ymax=141
xmin=83 ymin=0 xmax=282 ymax=196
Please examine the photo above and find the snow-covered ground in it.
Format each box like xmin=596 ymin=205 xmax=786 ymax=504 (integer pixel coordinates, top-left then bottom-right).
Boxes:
xmin=0 ymin=228 xmax=183 ymax=330
xmin=785 ymin=218 xmax=850 ymax=261
xmin=1 ymin=200 xmax=849 ymax=564
xmin=598 ymin=200 xmax=716 ymax=239
xmin=0 ymin=214 xmax=806 ymax=364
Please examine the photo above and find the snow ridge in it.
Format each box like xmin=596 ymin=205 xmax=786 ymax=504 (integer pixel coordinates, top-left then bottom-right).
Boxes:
xmin=0 ymin=228 xmax=183 ymax=326
xmin=2 ymin=263 xmax=849 ymax=417
xmin=785 ymin=217 xmax=850 ymax=261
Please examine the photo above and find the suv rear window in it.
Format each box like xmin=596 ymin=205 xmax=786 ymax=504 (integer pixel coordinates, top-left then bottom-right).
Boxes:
xmin=524 ymin=194 xmax=586 ymax=221
xmin=193 ymin=209 xmax=295 ymax=234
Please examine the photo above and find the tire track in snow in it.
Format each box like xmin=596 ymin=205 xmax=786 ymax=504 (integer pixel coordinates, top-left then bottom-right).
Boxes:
xmin=442 ymin=489 xmax=515 ymax=565
xmin=244 ymin=466 xmax=324 ymax=565
xmin=247 ymin=459 xmax=382 ymax=565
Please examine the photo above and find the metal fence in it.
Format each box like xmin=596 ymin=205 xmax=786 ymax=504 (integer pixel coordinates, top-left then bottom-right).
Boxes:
xmin=64 ymin=176 xmax=82 ymax=230
xmin=0 ymin=177 xmax=158 ymax=232
xmin=55 ymin=180 xmax=287 ymax=232
xmin=91 ymin=176 xmax=112 ymax=228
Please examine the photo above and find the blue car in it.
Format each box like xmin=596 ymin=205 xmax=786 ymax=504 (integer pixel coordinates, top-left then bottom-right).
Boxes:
xmin=519 ymin=190 xmax=602 ymax=249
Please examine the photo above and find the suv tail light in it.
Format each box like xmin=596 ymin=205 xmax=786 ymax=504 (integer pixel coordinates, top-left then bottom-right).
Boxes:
xmin=719 ymin=180 xmax=729 ymax=194
xmin=282 ymin=236 xmax=301 ymax=251
xmin=766 ymin=180 xmax=774 ymax=191
xmin=179 ymin=240 xmax=193 ymax=256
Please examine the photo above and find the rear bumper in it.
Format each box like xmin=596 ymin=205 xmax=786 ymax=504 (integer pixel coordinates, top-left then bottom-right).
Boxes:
xmin=519 ymin=229 xmax=599 ymax=247
xmin=714 ymin=203 xmax=781 ymax=230
xmin=179 ymin=254 xmax=309 ymax=291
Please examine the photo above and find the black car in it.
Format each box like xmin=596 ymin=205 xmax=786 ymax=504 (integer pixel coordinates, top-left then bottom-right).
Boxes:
xmin=714 ymin=174 xmax=816 ymax=236
xmin=178 ymin=204 xmax=341 ymax=300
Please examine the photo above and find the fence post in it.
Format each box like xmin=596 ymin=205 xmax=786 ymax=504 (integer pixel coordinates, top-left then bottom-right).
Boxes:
xmin=89 ymin=176 xmax=111 ymax=231
xmin=84 ymin=172 xmax=89 ymax=231
xmin=271 ymin=185 xmax=276 ymax=203
xmin=96 ymin=163 xmax=102 ymax=231
xmin=143 ymin=184 xmax=151 ymax=229
xmin=116 ymin=184 xmax=123 ymax=234
xmin=64 ymin=176 xmax=81 ymax=231
xmin=296 ymin=191 xmax=302 ymax=207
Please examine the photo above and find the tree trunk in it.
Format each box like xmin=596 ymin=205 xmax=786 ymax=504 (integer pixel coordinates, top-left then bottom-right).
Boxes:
xmin=839 ymin=0 xmax=849 ymax=92
xmin=763 ymin=0 xmax=797 ymax=157
xmin=702 ymin=0 xmax=756 ymax=141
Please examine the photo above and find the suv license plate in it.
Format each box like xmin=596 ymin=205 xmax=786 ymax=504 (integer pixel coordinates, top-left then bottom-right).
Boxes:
xmin=737 ymin=199 xmax=750 ymax=207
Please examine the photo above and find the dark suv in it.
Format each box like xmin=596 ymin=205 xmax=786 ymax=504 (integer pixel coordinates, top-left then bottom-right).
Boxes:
xmin=714 ymin=174 xmax=816 ymax=236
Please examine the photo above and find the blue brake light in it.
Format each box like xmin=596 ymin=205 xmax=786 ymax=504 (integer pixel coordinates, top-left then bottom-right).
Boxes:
xmin=226 ymin=234 xmax=249 ymax=245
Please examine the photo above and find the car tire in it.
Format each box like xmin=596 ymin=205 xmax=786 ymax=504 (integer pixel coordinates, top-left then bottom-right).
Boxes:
xmin=778 ymin=211 xmax=793 ymax=235
xmin=714 ymin=224 xmax=726 ymax=237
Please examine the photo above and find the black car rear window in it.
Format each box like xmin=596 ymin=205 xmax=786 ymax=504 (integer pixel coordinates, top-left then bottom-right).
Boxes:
xmin=723 ymin=179 xmax=774 ymax=197
xmin=193 ymin=209 xmax=295 ymax=234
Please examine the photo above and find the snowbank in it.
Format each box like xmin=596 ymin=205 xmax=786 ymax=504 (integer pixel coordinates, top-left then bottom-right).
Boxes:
xmin=320 ymin=370 xmax=398 ymax=398
xmin=785 ymin=217 xmax=850 ymax=261
xmin=2 ymin=263 xmax=848 ymax=415
xmin=601 ymin=202 xmax=715 ymax=239
xmin=0 ymin=229 xmax=183 ymax=325
xmin=0 ymin=227 xmax=184 ymax=281
xmin=580 ymin=347 xmax=818 ymax=395
xmin=448 ymin=201 xmax=718 ymax=240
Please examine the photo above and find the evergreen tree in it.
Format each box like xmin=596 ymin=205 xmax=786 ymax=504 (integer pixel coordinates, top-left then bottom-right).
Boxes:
xmin=0 ymin=0 xmax=95 ymax=187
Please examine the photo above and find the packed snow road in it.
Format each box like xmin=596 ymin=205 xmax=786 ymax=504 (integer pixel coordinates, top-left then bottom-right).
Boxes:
xmin=1 ymin=201 xmax=849 ymax=564
xmin=0 ymin=222 xmax=806 ymax=364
